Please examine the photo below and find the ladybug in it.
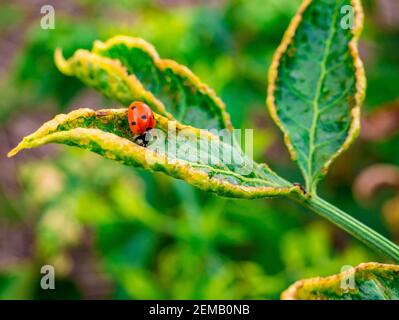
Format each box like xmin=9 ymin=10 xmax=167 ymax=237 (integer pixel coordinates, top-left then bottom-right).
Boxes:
xmin=128 ymin=101 xmax=156 ymax=147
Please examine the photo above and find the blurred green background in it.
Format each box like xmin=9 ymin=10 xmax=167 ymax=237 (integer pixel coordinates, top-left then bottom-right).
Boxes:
xmin=0 ymin=0 xmax=398 ymax=299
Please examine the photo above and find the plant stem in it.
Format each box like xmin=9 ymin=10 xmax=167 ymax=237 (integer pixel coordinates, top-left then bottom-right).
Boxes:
xmin=296 ymin=195 xmax=399 ymax=263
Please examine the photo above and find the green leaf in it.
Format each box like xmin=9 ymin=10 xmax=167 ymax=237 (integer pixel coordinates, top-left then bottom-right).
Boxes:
xmin=8 ymin=108 xmax=298 ymax=199
xmin=55 ymin=36 xmax=232 ymax=131
xmin=267 ymin=0 xmax=366 ymax=193
xmin=281 ymin=262 xmax=399 ymax=300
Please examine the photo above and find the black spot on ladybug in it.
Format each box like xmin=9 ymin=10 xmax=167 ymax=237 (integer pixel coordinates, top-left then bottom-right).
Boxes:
xmin=141 ymin=115 xmax=147 ymax=120
xmin=131 ymin=106 xmax=136 ymax=110
xmin=131 ymin=121 xmax=136 ymax=125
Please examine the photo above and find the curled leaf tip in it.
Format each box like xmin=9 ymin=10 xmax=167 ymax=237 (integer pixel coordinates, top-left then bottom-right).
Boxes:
xmin=7 ymin=148 xmax=18 ymax=158
xmin=54 ymin=48 xmax=73 ymax=76
xmin=7 ymin=141 xmax=26 ymax=158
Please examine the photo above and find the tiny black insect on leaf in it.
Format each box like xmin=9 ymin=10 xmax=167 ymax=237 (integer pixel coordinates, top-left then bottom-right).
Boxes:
xmin=293 ymin=183 xmax=307 ymax=195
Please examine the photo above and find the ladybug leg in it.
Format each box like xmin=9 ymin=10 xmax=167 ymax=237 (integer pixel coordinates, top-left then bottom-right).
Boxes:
xmin=134 ymin=129 xmax=153 ymax=147
xmin=134 ymin=134 xmax=146 ymax=147
xmin=142 ymin=133 xmax=149 ymax=147
xmin=142 ymin=128 xmax=155 ymax=147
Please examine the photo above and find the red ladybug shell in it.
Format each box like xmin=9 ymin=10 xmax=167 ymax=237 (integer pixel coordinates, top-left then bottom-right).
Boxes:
xmin=128 ymin=101 xmax=155 ymax=135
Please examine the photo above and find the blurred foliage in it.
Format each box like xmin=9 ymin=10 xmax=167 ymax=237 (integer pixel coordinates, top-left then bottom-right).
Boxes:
xmin=0 ymin=0 xmax=398 ymax=299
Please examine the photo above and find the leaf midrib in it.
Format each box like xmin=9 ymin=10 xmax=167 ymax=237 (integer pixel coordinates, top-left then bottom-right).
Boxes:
xmin=188 ymin=162 xmax=281 ymax=187
xmin=307 ymin=1 xmax=341 ymax=191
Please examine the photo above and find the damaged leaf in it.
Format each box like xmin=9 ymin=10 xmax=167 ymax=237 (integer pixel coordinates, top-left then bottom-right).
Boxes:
xmin=55 ymin=36 xmax=232 ymax=131
xmin=8 ymin=108 xmax=298 ymax=199
xmin=267 ymin=0 xmax=366 ymax=193
xmin=282 ymin=262 xmax=399 ymax=300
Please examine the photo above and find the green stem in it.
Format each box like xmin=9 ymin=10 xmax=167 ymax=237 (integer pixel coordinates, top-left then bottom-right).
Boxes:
xmin=295 ymin=194 xmax=399 ymax=263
